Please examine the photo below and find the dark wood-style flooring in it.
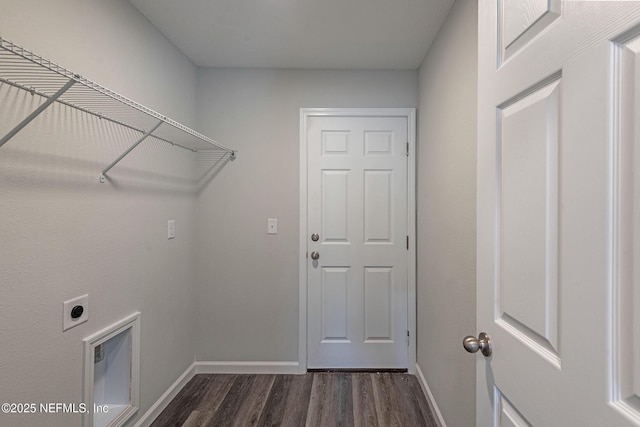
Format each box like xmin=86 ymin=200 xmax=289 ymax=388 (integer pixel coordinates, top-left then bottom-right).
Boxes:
xmin=150 ymin=372 xmax=439 ymax=427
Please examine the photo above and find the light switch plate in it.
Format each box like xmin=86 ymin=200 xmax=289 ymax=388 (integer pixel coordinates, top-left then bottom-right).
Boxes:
xmin=63 ymin=294 xmax=88 ymax=331
xmin=168 ymin=220 xmax=175 ymax=239
xmin=267 ymin=218 xmax=278 ymax=234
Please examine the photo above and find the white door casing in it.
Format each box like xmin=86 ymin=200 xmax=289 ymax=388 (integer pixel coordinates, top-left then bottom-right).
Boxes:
xmin=299 ymin=108 xmax=416 ymax=371
xmin=477 ymin=2 xmax=640 ymax=426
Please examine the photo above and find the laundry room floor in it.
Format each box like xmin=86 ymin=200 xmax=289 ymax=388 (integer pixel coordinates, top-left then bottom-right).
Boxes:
xmin=150 ymin=372 xmax=438 ymax=426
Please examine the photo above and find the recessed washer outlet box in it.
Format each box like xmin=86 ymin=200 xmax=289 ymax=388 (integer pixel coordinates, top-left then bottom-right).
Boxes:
xmin=63 ymin=294 xmax=88 ymax=331
xmin=83 ymin=312 xmax=140 ymax=427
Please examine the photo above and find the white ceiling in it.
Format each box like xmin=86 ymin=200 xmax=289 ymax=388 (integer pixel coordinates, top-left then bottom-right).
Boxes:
xmin=129 ymin=0 xmax=455 ymax=69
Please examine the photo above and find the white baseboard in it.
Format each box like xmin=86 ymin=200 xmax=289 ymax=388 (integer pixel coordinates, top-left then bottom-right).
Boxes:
xmin=133 ymin=362 xmax=196 ymax=427
xmin=415 ymin=363 xmax=447 ymax=427
xmin=195 ymin=361 xmax=300 ymax=375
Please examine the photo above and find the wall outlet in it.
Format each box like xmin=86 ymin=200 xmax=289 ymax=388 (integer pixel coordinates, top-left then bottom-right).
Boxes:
xmin=63 ymin=294 xmax=88 ymax=331
xmin=267 ymin=218 xmax=278 ymax=234
xmin=168 ymin=220 xmax=175 ymax=239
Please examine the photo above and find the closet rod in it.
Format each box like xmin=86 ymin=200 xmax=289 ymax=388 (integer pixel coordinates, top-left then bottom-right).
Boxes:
xmin=0 ymin=77 xmax=76 ymax=148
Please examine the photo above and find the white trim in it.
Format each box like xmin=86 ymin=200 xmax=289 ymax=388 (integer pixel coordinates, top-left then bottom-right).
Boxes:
xmin=299 ymin=108 xmax=417 ymax=373
xmin=415 ymin=363 xmax=447 ymax=427
xmin=195 ymin=361 xmax=300 ymax=375
xmin=406 ymin=108 xmax=417 ymax=374
xmin=133 ymin=363 xmax=196 ymax=427
xmin=299 ymin=108 xmax=309 ymax=374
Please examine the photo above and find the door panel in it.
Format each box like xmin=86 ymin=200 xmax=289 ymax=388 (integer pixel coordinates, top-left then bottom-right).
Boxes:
xmin=321 ymin=267 xmax=350 ymax=342
xmin=502 ymin=0 xmax=553 ymax=47
xmin=478 ymin=2 xmax=640 ymax=426
xmin=307 ymin=114 xmax=408 ymax=369
xmin=322 ymin=130 xmax=350 ymax=155
xmin=499 ymin=0 xmax=561 ymax=63
xmin=364 ymin=266 xmax=393 ymax=341
xmin=498 ymin=77 xmax=560 ymax=360
xmin=497 ymin=390 xmax=532 ymax=427
xmin=364 ymin=131 xmax=393 ymax=155
xmin=615 ymin=31 xmax=640 ymax=418
xmin=364 ymin=170 xmax=393 ymax=242
xmin=322 ymin=170 xmax=350 ymax=242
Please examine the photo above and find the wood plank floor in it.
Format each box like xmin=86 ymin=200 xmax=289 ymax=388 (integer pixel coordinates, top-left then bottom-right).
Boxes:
xmin=150 ymin=373 xmax=439 ymax=427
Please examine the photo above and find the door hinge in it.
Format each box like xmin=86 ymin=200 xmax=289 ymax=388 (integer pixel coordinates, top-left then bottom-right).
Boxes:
xmin=407 ymin=330 xmax=410 ymax=346
xmin=406 ymin=142 xmax=409 ymax=156
xmin=406 ymin=235 xmax=409 ymax=250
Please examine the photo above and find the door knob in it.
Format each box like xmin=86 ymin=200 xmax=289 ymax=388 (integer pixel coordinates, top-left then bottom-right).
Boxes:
xmin=310 ymin=251 xmax=320 ymax=260
xmin=311 ymin=233 xmax=319 ymax=241
xmin=463 ymin=332 xmax=492 ymax=357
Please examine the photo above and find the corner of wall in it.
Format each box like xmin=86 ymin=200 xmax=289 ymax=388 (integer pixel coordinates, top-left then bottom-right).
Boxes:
xmin=416 ymin=0 xmax=478 ymax=426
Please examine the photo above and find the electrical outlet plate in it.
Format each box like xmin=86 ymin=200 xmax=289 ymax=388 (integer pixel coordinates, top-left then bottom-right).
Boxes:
xmin=63 ymin=294 xmax=88 ymax=331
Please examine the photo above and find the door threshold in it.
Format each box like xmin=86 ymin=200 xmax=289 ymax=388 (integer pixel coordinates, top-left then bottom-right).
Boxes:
xmin=307 ymin=368 xmax=408 ymax=373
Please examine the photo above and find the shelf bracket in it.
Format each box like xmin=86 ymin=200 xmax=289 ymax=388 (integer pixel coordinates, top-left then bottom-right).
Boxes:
xmin=100 ymin=119 xmax=163 ymax=182
xmin=0 ymin=78 xmax=76 ymax=149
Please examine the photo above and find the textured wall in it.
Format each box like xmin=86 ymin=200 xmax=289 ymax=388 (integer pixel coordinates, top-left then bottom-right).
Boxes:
xmin=416 ymin=0 xmax=478 ymax=426
xmin=0 ymin=0 xmax=480 ymax=425
xmin=194 ymin=68 xmax=418 ymax=362
xmin=0 ymin=1 xmax=199 ymax=426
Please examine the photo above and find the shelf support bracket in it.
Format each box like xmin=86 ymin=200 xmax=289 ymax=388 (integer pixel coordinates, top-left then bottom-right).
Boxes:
xmin=0 ymin=78 xmax=76 ymax=149
xmin=100 ymin=119 xmax=163 ymax=182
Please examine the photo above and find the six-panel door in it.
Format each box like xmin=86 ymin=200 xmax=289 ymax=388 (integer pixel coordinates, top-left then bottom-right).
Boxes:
xmin=478 ymin=1 xmax=640 ymax=425
xmin=306 ymin=115 xmax=408 ymax=369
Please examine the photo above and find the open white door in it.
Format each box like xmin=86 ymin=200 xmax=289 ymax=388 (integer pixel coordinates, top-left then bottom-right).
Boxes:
xmin=476 ymin=2 xmax=640 ymax=425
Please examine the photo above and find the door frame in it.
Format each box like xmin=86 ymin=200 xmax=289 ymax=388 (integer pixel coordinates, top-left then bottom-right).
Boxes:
xmin=298 ymin=107 xmax=416 ymax=373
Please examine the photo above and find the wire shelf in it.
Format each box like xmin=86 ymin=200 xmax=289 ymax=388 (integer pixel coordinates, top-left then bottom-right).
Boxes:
xmin=0 ymin=36 xmax=235 ymax=181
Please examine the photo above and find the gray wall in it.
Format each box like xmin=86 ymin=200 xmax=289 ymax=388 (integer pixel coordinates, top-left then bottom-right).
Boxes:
xmin=1 ymin=0 xmax=479 ymax=425
xmin=0 ymin=1 xmax=199 ymax=426
xmin=416 ymin=1 xmax=478 ymax=426
xmin=194 ymin=68 xmax=418 ymax=362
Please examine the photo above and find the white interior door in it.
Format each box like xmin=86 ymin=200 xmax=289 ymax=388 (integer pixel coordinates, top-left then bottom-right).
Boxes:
xmin=303 ymin=109 xmax=411 ymax=369
xmin=476 ymin=2 xmax=640 ymax=425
